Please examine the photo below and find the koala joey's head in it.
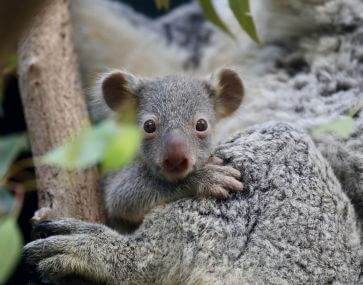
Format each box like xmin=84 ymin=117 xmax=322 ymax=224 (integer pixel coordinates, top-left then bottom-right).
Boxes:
xmin=100 ymin=68 xmax=244 ymax=182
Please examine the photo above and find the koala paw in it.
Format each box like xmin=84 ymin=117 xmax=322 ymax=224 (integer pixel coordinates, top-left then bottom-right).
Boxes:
xmin=196 ymin=156 xmax=244 ymax=199
xmin=31 ymin=218 xmax=111 ymax=239
xmin=23 ymin=219 xmax=119 ymax=283
xmin=24 ymin=236 xmax=86 ymax=280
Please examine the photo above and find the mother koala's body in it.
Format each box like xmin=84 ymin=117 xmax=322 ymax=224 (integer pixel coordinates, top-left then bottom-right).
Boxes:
xmin=24 ymin=123 xmax=360 ymax=284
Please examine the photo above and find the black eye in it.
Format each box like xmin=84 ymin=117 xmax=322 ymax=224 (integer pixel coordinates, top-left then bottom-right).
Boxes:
xmin=196 ymin=119 xmax=208 ymax=132
xmin=144 ymin=119 xmax=156 ymax=133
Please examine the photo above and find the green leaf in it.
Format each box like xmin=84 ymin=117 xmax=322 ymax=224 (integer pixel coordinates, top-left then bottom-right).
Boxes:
xmin=164 ymin=0 xmax=171 ymax=10
xmin=102 ymin=125 xmax=141 ymax=172
xmin=199 ymin=0 xmax=234 ymax=38
xmin=0 ymin=134 xmax=28 ymax=181
xmin=0 ymin=216 xmax=23 ymax=284
xmin=155 ymin=0 xmax=170 ymax=10
xmin=43 ymin=120 xmax=115 ymax=170
xmin=0 ymin=188 xmax=14 ymax=217
xmin=155 ymin=0 xmax=162 ymax=9
xmin=349 ymin=101 xmax=363 ymax=118
xmin=43 ymin=119 xmax=141 ymax=171
xmin=3 ymin=54 xmax=17 ymax=71
xmin=312 ymin=116 xmax=355 ymax=138
xmin=228 ymin=0 xmax=259 ymax=43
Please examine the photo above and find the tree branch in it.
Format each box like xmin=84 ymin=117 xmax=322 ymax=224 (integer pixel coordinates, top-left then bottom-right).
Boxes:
xmin=17 ymin=0 xmax=105 ymax=223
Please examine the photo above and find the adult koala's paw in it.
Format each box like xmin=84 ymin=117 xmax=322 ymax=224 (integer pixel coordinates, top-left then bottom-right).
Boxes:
xmin=23 ymin=219 xmax=120 ymax=283
xmin=31 ymin=218 xmax=111 ymax=238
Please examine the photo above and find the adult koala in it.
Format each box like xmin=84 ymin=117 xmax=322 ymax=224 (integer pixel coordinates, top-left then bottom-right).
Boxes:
xmin=24 ymin=122 xmax=360 ymax=284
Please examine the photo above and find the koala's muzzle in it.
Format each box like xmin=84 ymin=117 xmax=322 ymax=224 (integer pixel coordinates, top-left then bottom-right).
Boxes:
xmin=161 ymin=130 xmax=192 ymax=180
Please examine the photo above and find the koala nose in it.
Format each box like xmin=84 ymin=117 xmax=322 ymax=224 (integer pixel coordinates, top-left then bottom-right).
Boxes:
xmin=162 ymin=131 xmax=190 ymax=173
xmin=163 ymin=156 xmax=189 ymax=172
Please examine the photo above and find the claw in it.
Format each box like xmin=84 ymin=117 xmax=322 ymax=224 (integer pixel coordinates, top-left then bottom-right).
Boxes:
xmin=23 ymin=242 xmax=41 ymax=267
xmin=198 ymin=183 xmax=229 ymax=199
xmin=20 ymin=252 xmax=41 ymax=282
xmin=32 ymin=220 xmax=55 ymax=239
xmin=209 ymin=185 xmax=229 ymax=199
xmin=220 ymin=176 xmax=244 ymax=192
xmin=206 ymin=165 xmax=242 ymax=180
xmin=208 ymin=156 xmax=224 ymax=165
xmin=197 ymin=163 xmax=243 ymax=199
xmin=222 ymin=166 xmax=241 ymax=180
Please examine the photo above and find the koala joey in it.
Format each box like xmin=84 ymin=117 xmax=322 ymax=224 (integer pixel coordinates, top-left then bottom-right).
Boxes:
xmin=100 ymin=68 xmax=245 ymax=226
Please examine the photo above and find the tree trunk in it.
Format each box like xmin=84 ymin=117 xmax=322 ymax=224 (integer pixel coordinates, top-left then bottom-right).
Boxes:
xmin=17 ymin=0 xmax=105 ymax=223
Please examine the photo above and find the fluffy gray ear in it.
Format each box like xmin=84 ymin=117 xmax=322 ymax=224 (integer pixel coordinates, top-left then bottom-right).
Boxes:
xmin=100 ymin=70 xmax=139 ymax=112
xmin=209 ymin=68 xmax=244 ymax=119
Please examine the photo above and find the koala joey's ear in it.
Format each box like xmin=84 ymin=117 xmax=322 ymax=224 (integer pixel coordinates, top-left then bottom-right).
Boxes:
xmin=209 ymin=68 xmax=244 ymax=119
xmin=101 ymin=70 xmax=139 ymax=112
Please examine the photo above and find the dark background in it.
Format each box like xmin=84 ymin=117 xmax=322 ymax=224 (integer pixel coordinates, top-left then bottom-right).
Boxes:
xmin=123 ymin=0 xmax=191 ymax=18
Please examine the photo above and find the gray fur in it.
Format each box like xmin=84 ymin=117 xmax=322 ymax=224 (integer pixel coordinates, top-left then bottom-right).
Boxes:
xmin=24 ymin=123 xmax=361 ymax=284
xmin=155 ymin=2 xmax=214 ymax=69
xmin=100 ymin=72 xmax=244 ymax=226
xmin=212 ymin=2 xmax=363 ymax=232
xmin=136 ymin=76 xmax=216 ymax=173
xmin=23 ymin=0 xmax=363 ymax=283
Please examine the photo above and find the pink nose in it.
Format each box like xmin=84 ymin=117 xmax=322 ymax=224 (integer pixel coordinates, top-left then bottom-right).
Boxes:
xmin=162 ymin=131 xmax=189 ymax=173
xmin=163 ymin=156 xmax=189 ymax=172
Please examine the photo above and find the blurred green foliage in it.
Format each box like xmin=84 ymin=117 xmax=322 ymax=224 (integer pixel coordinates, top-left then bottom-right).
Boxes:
xmin=199 ymin=0 xmax=234 ymax=38
xmin=0 ymin=188 xmax=13 ymax=219
xmin=0 ymin=134 xmax=28 ymax=181
xmin=0 ymin=215 xmax=23 ymax=284
xmin=228 ymin=0 xmax=259 ymax=43
xmin=0 ymin=133 xmax=26 ymax=283
xmin=312 ymin=101 xmax=362 ymax=138
xmin=43 ymin=119 xmax=141 ymax=172
xmin=313 ymin=116 xmax=355 ymax=138
xmin=0 ymin=53 xmax=26 ymax=282
xmin=154 ymin=0 xmax=259 ymax=43
xmin=0 ymin=134 xmax=26 ymax=283
xmin=122 ymin=0 xmax=188 ymax=18
xmin=349 ymin=101 xmax=363 ymax=118
xmin=155 ymin=0 xmax=171 ymax=10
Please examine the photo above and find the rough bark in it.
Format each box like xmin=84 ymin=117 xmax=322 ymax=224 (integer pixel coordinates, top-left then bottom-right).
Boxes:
xmin=17 ymin=0 xmax=105 ymax=223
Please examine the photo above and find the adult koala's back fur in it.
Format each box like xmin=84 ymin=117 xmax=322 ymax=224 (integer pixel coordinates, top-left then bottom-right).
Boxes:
xmin=24 ymin=123 xmax=360 ymax=284
xmin=150 ymin=123 xmax=360 ymax=284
